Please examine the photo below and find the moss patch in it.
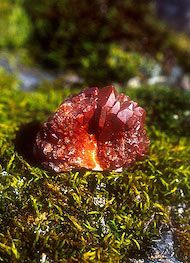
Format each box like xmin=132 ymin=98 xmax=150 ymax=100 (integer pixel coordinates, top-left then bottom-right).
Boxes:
xmin=0 ymin=69 xmax=190 ymax=262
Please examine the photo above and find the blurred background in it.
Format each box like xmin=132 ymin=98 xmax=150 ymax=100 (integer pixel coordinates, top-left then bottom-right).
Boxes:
xmin=0 ymin=0 xmax=190 ymax=90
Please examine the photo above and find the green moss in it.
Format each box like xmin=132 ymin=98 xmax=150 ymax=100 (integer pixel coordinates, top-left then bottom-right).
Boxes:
xmin=0 ymin=70 xmax=190 ymax=262
xmin=124 ymin=84 xmax=190 ymax=136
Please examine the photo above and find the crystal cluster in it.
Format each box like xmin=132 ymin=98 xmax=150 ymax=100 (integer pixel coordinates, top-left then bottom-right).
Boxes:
xmin=34 ymin=86 xmax=149 ymax=172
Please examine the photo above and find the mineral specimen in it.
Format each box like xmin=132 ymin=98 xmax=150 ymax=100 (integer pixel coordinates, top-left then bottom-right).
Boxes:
xmin=34 ymin=86 xmax=149 ymax=172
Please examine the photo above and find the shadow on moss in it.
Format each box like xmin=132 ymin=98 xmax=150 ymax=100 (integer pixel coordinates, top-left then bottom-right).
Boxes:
xmin=14 ymin=121 xmax=41 ymax=167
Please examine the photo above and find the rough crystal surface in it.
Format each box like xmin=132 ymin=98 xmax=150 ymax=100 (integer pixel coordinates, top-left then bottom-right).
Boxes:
xmin=34 ymin=86 xmax=149 ymax=172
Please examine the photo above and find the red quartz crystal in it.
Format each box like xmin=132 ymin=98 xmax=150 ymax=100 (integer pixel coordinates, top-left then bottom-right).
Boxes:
xmin=34 ymin=86 xmax=149 ymax=172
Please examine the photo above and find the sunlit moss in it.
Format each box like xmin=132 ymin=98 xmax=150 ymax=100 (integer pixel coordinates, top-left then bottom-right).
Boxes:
xmin=0 ymin=70 xmax=189 ymax=262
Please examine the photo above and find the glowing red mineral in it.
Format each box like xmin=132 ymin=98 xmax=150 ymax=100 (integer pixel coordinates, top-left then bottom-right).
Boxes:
xmin=34 ymin=86 xmax=149 ymax=172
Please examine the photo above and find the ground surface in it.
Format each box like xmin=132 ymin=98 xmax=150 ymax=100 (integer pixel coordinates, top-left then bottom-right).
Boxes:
xmin=0 ymin=68 xmax=189 ymax=262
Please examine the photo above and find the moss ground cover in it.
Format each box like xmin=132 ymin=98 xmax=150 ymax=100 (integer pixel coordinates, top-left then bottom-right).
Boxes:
xmin=0 ymin=69 xmax=190 ymax=262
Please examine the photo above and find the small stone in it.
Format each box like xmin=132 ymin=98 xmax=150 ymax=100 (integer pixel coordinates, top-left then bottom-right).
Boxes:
xmin=34 ymin=86 xmax=149 ymax=172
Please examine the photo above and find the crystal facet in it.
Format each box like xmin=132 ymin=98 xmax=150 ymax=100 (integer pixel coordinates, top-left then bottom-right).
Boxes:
xmin=34 ymin=86 xmax=149 ymax=172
